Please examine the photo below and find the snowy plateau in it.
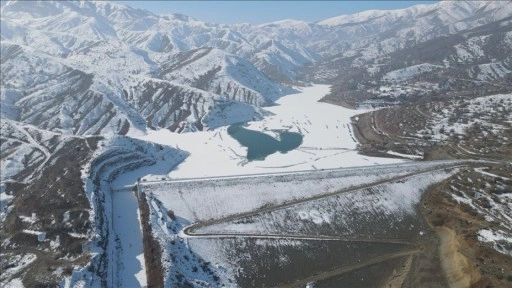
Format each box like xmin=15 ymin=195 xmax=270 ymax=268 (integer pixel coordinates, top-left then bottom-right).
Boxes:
xmin=1 ymin=0 xmax=512 ymax=288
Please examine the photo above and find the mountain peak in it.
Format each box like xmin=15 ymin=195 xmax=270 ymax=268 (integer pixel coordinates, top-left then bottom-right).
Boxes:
xmin=162 ymin=13 xmax=196 ymax=22
xmin=262 ymin=19 xmax=309 ymax=27
xmin=315 ymin=0 xmax=493 ymax=27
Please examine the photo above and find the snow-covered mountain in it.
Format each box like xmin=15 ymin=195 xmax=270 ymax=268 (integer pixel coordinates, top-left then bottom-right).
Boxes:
xmin=3 ymin=1 xmax=512 ymax=287
xmin=306 ymin=0 xmax=511 ymax=57
xmin=158 ymin=47 xmax=291 ymax=105
xmin=0 ymin=0 xmax=316 ymax=80
xmin=0 ymin=1 xmax=298 ymax=135
xmin=2 ymin=0 xmax=511 ymax=135
xmin=315 ymin=10 xmax=512 ymax=108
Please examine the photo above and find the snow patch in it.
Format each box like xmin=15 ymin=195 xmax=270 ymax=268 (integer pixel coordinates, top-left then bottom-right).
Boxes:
xmin=477 ymin=229 xmax=512 ymax=256
xmin=383 ymin=64 xmax=443 ymax=82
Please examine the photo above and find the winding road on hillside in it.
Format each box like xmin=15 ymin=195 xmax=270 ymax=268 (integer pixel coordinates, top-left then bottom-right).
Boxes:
xmin=164 ymin=160 xmax=487 ymax=286
xmin=180 ymin=160 xmax=475 ymax=235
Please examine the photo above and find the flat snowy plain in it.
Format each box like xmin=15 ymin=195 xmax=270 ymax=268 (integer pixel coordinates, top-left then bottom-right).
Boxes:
xmin=133 ymin=84 xmax=405 ymax=179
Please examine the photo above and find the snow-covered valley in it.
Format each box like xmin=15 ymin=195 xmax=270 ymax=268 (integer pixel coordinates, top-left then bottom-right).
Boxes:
xmin=98 ymin=84 xmax=408 ymax=287
xmin=100 ymin=85 xmax=474 ymax=287
xmin=59 ymin=83 xmax=424 ymax=288
xmin=134 ymin=84 xmax=405 ymax=180
xmin=2 ymin=0 xmax=512 ymax=287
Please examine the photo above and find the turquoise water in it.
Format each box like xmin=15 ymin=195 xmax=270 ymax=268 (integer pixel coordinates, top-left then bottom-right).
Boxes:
xmin=227 ymin=123 xmax=303 ymax=161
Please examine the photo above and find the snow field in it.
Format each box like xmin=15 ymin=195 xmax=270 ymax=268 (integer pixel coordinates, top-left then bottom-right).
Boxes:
xmin=136 ymin=85 xmax=405 ymax=179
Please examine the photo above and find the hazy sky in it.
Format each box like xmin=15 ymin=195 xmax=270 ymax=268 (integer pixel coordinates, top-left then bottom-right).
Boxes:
xmin=120 ymin=1 xmax=437 ymax=24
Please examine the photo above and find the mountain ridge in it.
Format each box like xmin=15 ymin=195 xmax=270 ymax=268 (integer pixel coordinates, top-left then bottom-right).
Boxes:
xmin=2 ymin=1 xmax=512 ymax=287
xmin=1 ymin=0 xmax=511 ymax=135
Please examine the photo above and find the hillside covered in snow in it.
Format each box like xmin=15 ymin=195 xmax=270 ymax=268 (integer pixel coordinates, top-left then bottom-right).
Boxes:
xmin=2 ymin=1 xmax=512 ymax=287
xmin=2 ymin=1 xmax=512 ymax=135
